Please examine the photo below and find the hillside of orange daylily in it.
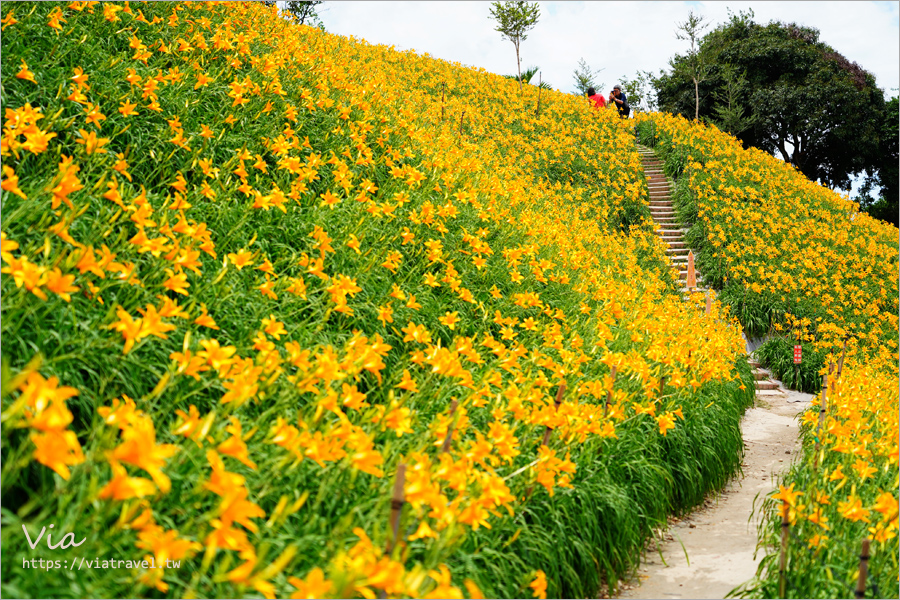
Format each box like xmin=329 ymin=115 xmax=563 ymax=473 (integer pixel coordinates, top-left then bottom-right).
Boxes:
xmin=2 ymin=2 xmax=758 ymax=599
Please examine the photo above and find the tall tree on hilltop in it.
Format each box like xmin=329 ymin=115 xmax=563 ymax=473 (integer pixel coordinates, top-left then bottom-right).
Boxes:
xmin=674 ymin=10 xmax=711 ymax=121
xmin=655 ymin=10 xmax=887 ymax=195
xmin=489 ymin=1 xmax=540 ymax=92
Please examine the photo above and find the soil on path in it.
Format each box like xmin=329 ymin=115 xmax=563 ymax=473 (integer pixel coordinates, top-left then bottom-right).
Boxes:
xmin=613 ymin=384 xmax=813 ymax=600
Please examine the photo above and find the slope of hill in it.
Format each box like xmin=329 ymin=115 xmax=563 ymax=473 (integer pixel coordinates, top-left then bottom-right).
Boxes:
xmin=1 ymin=2 xmax=754 ymax=598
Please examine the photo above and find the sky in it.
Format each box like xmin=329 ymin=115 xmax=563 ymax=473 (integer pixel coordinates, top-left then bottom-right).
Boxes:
xmin=315 ymin=1 xmax=900 ymax=99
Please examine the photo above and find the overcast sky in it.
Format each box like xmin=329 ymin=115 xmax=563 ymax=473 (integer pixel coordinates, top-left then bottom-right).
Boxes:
xmin=316 ymin=1 xmax=899 ymax=98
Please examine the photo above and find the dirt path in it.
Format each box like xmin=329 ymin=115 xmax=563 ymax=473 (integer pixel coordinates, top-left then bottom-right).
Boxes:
xmin=614 ymin=377 xmax=813 ymax=600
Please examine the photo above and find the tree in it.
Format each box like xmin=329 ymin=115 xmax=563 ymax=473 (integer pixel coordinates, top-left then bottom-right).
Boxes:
xmin=489 ymin=1 xmax=540 ymax=92
xmin=283 ymin=1 xmax=324 ymax=29
xmin=709 ymin=64 xmax=757 ymax=136
xmin=674 ymin=10 xmax=711 ymax=120
xmin=656 ymin=12 xmax=886 ymax=192
xmin=856 ymin=96 xmax=898 ymax=225
xmin=572 ymin=58 xmax=603 ymax=96
xmin=618 ymin=70 xmax=658 ymax=113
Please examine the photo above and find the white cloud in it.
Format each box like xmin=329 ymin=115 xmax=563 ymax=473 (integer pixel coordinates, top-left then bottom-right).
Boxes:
xmin=319 ymin=1 xmax=899 ymax=96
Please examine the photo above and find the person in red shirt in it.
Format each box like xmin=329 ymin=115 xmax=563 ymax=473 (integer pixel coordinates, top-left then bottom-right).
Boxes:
xmin=587 ymin=87 xmax=606 ymax=110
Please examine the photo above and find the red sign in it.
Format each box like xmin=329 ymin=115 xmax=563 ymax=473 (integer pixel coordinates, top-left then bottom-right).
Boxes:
xmin=793 ymin=345 xmax=802 ymax=364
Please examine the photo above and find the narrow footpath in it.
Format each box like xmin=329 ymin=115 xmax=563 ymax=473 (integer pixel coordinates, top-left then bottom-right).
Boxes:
xmin=610 ymin=147 xmax=812 ymax=599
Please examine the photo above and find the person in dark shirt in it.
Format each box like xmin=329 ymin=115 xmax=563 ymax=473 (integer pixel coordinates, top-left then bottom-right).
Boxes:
xmin=609 ymin=85 xmax=630 ymax=118
xmin=587 ymin=87 xmax=606 ymax=110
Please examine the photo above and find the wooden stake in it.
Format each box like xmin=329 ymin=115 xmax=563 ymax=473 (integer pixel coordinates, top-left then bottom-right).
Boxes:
xmin=705 ymin=291 xmax=712 ymax=314
xmin=836 ymin=337 xmax=847 ymax=380
xmin=459 ymin=110 xmax=465 ymax=136
xmin=441 ymin=83 xmax=445 ymax=122
xmin=385 ymin=463 xmax=406 ymax=555
xmin=658 ymin=375 xmax=666 ymax=399
xmin=779 ymin=499 xmax=789 ymax=599
xmin=604 ymin=366 xmax=616 ymax=418
xmin=541 ymin=384 xmax=566 ymax=446
xmin=440 ymin=400 xmax=458 ymax=453
xmin=855 ymin=538 xmax=870 ymax=599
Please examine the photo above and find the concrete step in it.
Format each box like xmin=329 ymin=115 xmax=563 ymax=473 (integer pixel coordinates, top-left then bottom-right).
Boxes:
xmin=749 ymin=360 xmax=761 ymax=368
xmin=752 ymin=371 xmax=768 ymax=380
xmin=667 ymin=241 xmax=687 ymax=249
xmin=755 ymin=381 xmax=780 ymax=391
xmin=666 ymin=247 xmax=689 ymax=255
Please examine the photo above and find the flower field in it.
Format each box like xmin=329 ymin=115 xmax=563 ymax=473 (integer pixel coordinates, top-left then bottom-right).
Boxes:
xmin=635 ymin=114 xmax=898 ymax=598
xmin=0 ymin=2 xmax=760 ymax=598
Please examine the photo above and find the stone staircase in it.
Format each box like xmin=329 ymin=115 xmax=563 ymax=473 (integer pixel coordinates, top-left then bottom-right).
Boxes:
xmin=638 ymin=144 xmax=785 ymax=396
xmin=749 ymin=358 xmax=787 ymax=397
xmin=636 ymin=145 xmax=706 ymax=294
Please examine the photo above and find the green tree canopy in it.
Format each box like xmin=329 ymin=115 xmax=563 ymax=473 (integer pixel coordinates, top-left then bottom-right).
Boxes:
xmin=489 ymin=1 xmax=540 ymax=92
xmin=283 ymin=1 xmax=324 ymax=29
xmin=856 ymin=96 xmax=898 ymax=225
xmin=655 ymin=10 xmax=887 ymax=193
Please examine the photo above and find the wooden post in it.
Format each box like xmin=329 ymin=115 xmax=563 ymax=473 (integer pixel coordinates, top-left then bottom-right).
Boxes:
xmin=779 ymin=499 xmax=789 ymax=598
xmin=541 ymin=384 xmax=566 ymax=446
xmin=440 ymin=400 xmax=458 ymax=453
xmin=441 ymin=83 xmax=445 ymax=122
xmin=836 ymin=337 xmax=847 ymax=381
xmin=459 ymin=110 xmax=465 ymax=136
xmin=658 ymin=375 xmax=666 ymax=399
xmin=855 ymin=538 xmax=870 ymax=599
xmin=385 ymin=463 xmax=406 ymax=555
xmin=813 ymin=372 xmax=828 ymax=470
xmin=686 ymin=250 xmax=696 ymax=289
xmin=705 ymin=291 xmax=712 ymax=314
xmin=604 ymin=366 xmax=616 ymax=418
xmin=536 ymin=72 xmax=542 ymax=117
